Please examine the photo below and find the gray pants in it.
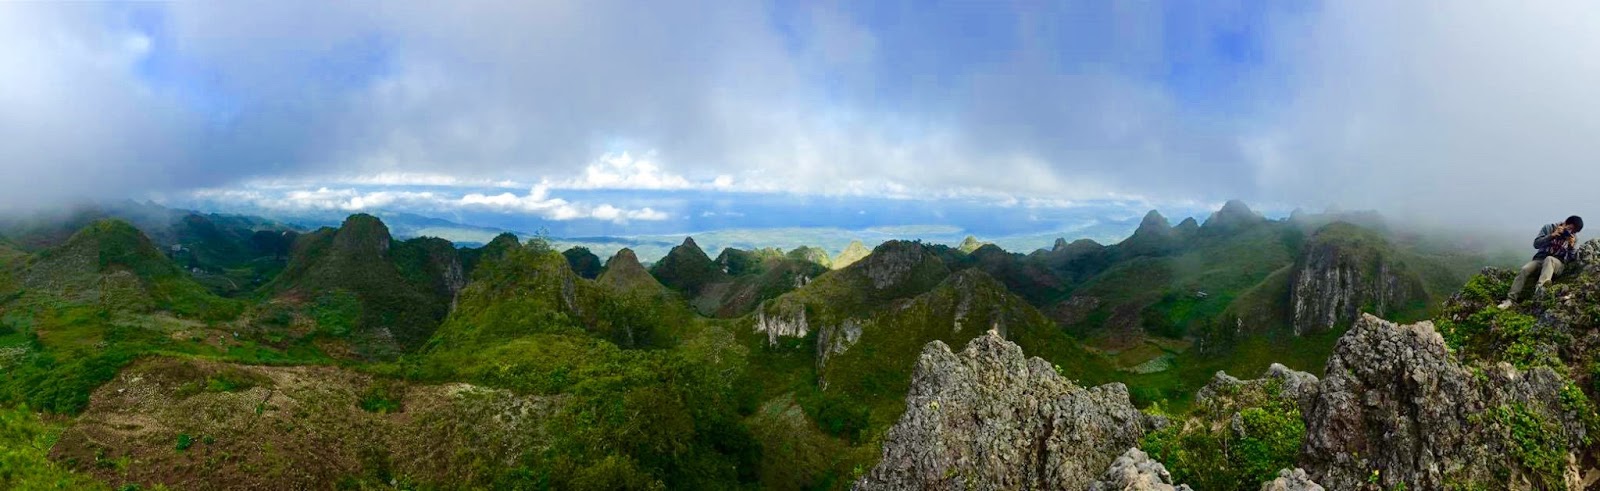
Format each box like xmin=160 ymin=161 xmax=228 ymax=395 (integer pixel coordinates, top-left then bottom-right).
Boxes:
xmin=1510 ymin=256 xmax=1564 ymax=300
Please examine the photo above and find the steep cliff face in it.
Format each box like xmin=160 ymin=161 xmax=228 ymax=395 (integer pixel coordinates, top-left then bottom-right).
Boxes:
xmin=858 ymin=240 xmax=950 ymax=294
xmin=754 ymin=296 xmax=809 ymax=346
xmin=1290 ymin=223 xmax=1427 ymax=335
xmin=855 ymin=331 xmax=1151 ymax=491
xmin=1301 ymin=314 xmax=1591 ymax=490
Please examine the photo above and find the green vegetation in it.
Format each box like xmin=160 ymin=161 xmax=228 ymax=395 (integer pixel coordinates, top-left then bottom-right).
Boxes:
xmin=1485 ymin=404 xmax=1567 ymax=488
xmin=649 ymin=238 xmax=725 ymax=295
xmin=263 ymin=214 xmax=454 ymax=352
xmin=564 ymin=246 xmax=604 ymax=279
xmin=0 ymin=204 xmax=1516 ymax=489
xmin=358 ymin=379 xmax=404 ymax=413
xmin=0 ymin=405 xmax=107 ymax=489
xmin=1439 ymin=304 xmax=1564 ymax=370
xmin=1141 ymin=384 xmax=1306 ymax=491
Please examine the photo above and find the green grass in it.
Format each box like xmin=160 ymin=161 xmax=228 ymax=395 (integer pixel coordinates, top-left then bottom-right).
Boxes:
xmin=1119 ymin=327 xmax=1344 ymax=410
xmin=0 ymin=405 xmax=108 ymax=489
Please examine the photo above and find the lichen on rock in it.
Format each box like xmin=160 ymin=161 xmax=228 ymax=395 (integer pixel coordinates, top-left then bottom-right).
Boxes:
xmin=855 ymin=330 xmax=1151 ymax=491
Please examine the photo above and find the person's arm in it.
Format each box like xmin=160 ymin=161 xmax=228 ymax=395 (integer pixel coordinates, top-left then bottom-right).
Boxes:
xmin=1534 ymin=224 xmax=1557 ymax=249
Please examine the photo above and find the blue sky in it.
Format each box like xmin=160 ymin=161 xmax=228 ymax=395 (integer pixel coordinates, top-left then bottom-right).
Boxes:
xmin=4 ymin=1 xmax=1600 ymax=241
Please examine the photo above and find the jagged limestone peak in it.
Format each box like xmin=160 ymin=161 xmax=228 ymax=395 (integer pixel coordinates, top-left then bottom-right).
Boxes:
xmin=856 ymin=331 xmax=1150 ymax=490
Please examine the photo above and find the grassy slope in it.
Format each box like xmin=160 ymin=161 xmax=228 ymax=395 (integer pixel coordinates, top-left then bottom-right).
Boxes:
xmin=0 ymin=220 xmax=330 ymax=416
xmin=261 ymin=215 xmax=454 ymax=354
xmin=414 ymin=243 xmax=766 ymax=489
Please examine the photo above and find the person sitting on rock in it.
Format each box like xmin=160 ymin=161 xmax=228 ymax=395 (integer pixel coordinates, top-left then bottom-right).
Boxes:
xmin=1501 ymin=215 xmax=1583 ymax=308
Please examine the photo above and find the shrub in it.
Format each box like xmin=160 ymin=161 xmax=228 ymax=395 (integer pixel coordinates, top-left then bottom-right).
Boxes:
xmin=1486 ymin=404 xmax=1566 ymax=488
xmin=358 ymin=380 xmax=404 ymax=414
xmin=1142 ymin=395 xmax=1306 ymax=490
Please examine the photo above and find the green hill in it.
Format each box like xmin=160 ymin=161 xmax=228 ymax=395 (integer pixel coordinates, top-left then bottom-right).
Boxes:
xmin=263 ymin=214 xmax=458 ymax=354
xmin=562 ymin=246 xmax=603 ymax=279
xmin=786 ymin=245 xmax=833 ymax=269
xmin=692 ymin=251 xmax=828 ymax=318
xmin=18 ymin=219 xmax=238 ymax=318
xmin=650 ymin=237 xmax=726 ymax=295
xmin=956 ymin=235 xmax=985 ymax=254
xmin=413 ymin=239 xmax=755 ymax=488
xmin=597 ymin=248 xmax=669 ymax=296
xmin=715 ymin=246 xmax=786 ymax=276
xmin=0 ymin=220 xmax=300 ymax=415
xmin=832 ymin=240 xmax=872 ymax=269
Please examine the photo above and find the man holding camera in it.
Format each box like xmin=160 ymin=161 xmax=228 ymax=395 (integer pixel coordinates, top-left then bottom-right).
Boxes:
xmin=1500 ymin=215 xmax=1584 ymax=308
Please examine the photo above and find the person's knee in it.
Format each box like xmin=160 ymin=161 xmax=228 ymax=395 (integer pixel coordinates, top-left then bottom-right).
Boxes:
xmin=1522 ymin=261 xmax=1542 ymax=274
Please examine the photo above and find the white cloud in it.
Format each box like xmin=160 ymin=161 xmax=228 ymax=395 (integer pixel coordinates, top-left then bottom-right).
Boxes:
xmin=455 ymin=184 xmax=666 ymax=223
xmin=553 ymin=152 xmax=693 ymax=190
xmin=186 ymin=183 xmax=667 ymax=224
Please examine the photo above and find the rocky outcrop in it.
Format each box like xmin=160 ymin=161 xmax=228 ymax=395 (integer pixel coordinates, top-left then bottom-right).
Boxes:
xmin=855 ymin=331 xmax=1151 ymax=491
xmin=1259 ymin=469 xmax=1322 ymax=491
xmin=1088 ymin=448 xmax=1193 ymax=491
xmin=816 ymin=319 xmax=863 ymax=376
xmin=755 ymin=297 xmax=809 ymax=347
xmin=1300 ymin=314 xmax=1590 ymax=490
xmin=858 ymin=240 xmax=948 ymax=292
xmin=1289 ymin=223 xmax=1426 ymax=335
xmin=1195 ymin=363 xmax=1319 ymax=417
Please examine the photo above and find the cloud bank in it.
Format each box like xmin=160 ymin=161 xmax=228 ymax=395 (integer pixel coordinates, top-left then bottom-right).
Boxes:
xmin=2 ymin=1 xmax=1599 ymax=232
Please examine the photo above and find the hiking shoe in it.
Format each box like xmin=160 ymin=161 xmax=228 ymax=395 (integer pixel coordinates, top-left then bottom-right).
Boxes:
xmin=1535 ymin=286 xmax=1548 ymax=299
xmin=1497 ymin=300 xmax=1514 ymax=309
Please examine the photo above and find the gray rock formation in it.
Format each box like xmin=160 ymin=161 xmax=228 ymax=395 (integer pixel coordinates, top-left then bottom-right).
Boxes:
xmin=859 ymin=241 xmax=942 ymax=290
xmin=855 ymin=330 xmax=1151 ymax=491
xmin=1289 ymin=224 xmax=1424 ymax=335
xmin=1259 ymin=468 xmax=1322 ymax=491
xmin=1195 ymin=363 xmax=1319 ymax=417
xmin=1088 ymin=448 xmax=1193 ymax=491
xmin=816 ymin=319 xmax=863 ymax=372
xmin=754 ymin=297 xmax=808 ymax=346
xmin=1301 ymin=314 xmax=1589 ymax=489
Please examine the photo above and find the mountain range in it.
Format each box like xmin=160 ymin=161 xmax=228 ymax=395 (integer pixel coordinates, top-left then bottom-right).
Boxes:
xmin=0 ymin=199 xmax=1547 ymax=490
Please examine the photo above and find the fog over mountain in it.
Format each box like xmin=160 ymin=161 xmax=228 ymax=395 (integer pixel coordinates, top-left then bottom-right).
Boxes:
xmin=3 ymin=1 xmax=1598 ymax=236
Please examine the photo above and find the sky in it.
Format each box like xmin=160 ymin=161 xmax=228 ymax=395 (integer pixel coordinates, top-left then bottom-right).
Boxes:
xmin=3 ymin=1 xmax=1600 ymax=244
